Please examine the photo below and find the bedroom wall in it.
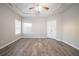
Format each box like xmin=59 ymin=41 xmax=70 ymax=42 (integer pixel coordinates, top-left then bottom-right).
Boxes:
xmin=0 ymin=4 xmax=22 ymax=49
xmin=22 ymin=16 xmax=47 ymax=38
xmin=56 ymin=4 xmax=79 ymax=49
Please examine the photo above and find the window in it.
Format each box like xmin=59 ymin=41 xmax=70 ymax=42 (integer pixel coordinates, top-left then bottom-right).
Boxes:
xmin=22 ymin=23 xmax=32 ymax=35
xmin=15 ymin=19 xmax=21 ymax=34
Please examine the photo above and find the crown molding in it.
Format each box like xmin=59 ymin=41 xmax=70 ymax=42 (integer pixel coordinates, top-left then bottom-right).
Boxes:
xmin=6 ymin=3 xmax=73 ymax=17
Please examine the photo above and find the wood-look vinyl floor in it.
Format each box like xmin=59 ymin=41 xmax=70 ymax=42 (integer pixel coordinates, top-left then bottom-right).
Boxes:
xmin=0 ymin=38 xmax=79 ymax=56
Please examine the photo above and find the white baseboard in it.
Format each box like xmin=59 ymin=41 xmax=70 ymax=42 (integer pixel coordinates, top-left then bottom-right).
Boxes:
xmin=62 ymin=40 xmax=79 ymax=50
xmin=56 ymin=39 xmax=62 ymax=41
xmin=21 ymin=37 xmax=48 ymax=39
xmin=56 ymin=39 xmax=79 ymax=50
xmin=0 ymin=37 xmax=21 ymax=49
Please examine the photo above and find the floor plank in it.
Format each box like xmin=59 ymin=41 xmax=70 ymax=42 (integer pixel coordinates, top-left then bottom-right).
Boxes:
xmin=0 ymin=38 xmax=79 ymax=56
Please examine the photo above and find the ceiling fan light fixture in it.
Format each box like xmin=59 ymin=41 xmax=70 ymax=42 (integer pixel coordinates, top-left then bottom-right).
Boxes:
xmin=29 ymin=7 xmax=34 ymax=10
xmin=36 ymin=5 xmax=42 ymax=12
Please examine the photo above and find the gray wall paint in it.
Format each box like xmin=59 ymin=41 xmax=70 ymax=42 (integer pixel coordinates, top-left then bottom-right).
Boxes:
xmin=22 ymin=16 xmax=47 ymax=38
xmin=56 ymin=4 xmax=79 ymax=49
xmin=56 ymin=15 xmax=63 ymax=41
xmin=0 ymin=4 xmax=21 ymax=49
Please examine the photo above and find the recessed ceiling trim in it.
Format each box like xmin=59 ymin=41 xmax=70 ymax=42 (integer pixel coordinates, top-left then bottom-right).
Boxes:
xmin=7 ymin=3 xmax=73 ymax=17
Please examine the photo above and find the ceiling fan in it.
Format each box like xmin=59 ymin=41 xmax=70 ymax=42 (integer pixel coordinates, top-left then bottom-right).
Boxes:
xmin=29 ymin=4 xmax=49 ymax=13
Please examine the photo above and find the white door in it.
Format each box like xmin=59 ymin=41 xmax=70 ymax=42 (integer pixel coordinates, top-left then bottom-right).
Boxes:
xmin=47 ymin=20 xmax=56 ymax=39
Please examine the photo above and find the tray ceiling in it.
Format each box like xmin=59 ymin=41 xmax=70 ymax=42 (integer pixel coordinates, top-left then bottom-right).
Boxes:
xmin=6 ymin=3 xmax=73 ymax=17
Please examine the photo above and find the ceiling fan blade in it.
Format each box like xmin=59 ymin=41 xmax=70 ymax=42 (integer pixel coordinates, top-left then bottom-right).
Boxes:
xmin=43 ymin=7 xmax=49 ymax=10
xmin=29 ymin=7 xmax=35 ymax=10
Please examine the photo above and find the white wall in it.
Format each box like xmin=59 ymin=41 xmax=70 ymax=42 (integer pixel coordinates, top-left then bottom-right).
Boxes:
xmin=56 ymin=15 xmax=63 ymax=41
xmin=56 ymin=4 xmax=79 ymax=49
xmin=0 ymin=4 xmax=21 ymax=49
xmin=22 ymin=16 xmax=47 ymax=38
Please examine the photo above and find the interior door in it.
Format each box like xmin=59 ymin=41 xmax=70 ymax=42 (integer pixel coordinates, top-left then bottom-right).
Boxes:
xmin=47 ymin=20 xmax=56 ymax=39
